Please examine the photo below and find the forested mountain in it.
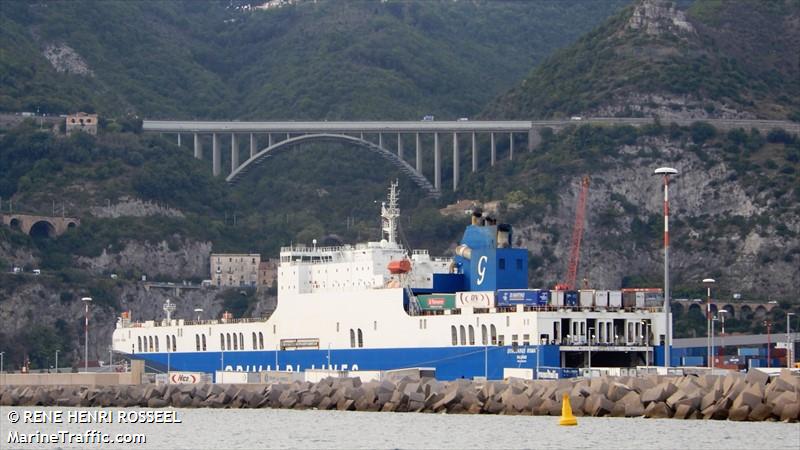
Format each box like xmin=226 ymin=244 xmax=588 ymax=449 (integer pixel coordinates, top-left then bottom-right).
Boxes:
xmin=0 ymin=0 xmax=628 ymax=119
xmin=485 ymin=0 xmax=800 ymax=120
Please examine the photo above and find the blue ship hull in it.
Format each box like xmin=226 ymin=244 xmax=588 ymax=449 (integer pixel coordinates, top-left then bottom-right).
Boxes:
xmin=130 ymin=345 xmax=668 ymax=381
xmin=134 ymin=345 xmax=563 ymax=381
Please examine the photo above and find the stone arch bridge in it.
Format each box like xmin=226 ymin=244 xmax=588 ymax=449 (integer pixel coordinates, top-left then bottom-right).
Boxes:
xmin=673 ymin=298 xmax=781 ymax=321
xmin=1 ymin=213 xmax=80 ymax=238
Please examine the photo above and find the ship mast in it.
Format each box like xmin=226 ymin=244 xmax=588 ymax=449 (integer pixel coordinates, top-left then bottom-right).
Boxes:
xmin=381 ymin=180 xmax=400 ymax=245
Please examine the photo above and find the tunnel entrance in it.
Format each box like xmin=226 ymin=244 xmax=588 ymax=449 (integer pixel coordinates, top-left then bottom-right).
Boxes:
xmin=29 ymin=220 xmax=56 ymax=238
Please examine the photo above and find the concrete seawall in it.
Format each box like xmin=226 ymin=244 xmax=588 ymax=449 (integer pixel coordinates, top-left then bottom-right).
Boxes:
xmin=1 ymin=371 xmax=798 ymax=422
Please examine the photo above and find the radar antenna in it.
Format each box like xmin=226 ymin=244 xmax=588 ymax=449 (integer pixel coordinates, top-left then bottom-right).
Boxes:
xmin=381 ymin=180 xmax=400 ymax=245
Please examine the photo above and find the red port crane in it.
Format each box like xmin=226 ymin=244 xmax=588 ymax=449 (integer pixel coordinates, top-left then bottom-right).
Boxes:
xmin=555 ymin=175 xmax=590 ymax=291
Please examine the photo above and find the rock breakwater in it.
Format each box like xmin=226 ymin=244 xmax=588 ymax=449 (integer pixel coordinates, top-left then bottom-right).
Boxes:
xmin=2 ymin=371 xmax=798 ymax=422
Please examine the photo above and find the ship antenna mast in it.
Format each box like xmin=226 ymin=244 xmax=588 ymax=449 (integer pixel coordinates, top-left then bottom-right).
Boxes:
xmin=381 ymin=180 xmax=400 ymax=245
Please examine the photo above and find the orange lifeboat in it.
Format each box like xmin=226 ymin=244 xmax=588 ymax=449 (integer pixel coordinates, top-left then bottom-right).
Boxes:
xmin=388 ymin=259 xmax=412 ymax=274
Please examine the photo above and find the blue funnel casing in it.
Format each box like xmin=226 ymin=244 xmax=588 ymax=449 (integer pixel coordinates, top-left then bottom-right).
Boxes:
xmin=454 ymin=224 xmax=528 ymax=292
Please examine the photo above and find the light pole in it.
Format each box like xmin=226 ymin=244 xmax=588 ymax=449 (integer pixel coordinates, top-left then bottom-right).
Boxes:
xmin=719 ymin=310 xmax=728 ymax=357
xmin=642 ymin=320 xmax=650 ymax=366
xmin=588 ymin=328 xmax=595 ymax=370
xmin=764 ymin=320 xmax=772 ymax=368
xmin=788 ymin=312 xmax=795 ymax=369
xmin=1 ymin=351 xmax=4 ymax=376
xmin=108 ymin=346 xmax=113 ymax=372
xmin=654 ymin=167 xmax=678 ymax=367
xmin=711 ymin=315 xmax=718 ymax=369
xmin=702 ymin=278 xmax=715 ymax=368
xmin=194 ymin=308 xmax=203 ymax=321
xmin=55 ymin=350 xmax=59 ymax=374
xmin=81 ymin=297 xmax=92 ymax=372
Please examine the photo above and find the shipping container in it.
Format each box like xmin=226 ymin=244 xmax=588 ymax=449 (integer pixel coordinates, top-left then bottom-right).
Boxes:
xmin=738 ymin=347 xmax=760 ymax=357
xmin=594 ymin=290 xmax=609 ymax=308
xmin=635 ymin=292 xmax=646 ymax=308
xmin=565 ymin=291 xmax=579 ymax=307
xmin=579 ymin=290 xmax=595 ymax=308
xmin=416 ymin=294 xmax=456 ymax=310
xmin=622 ymin=292 xmax=637 ymax=308
xmin=538 ymin=290 xmax=551 ymax=306
xmin=681 ymin=356 xmax=704 ymax=366
xmin=644 ymin=292 xmax=663 ymax=307
xmin=608 ymin=291 xmax=622 ymax=308
xmin=456 ymin=291 xmax=495 ymax=308
xmin=552 ymin=290 xmax=565 ymax=307
xmin=496 ymin=289 xmax=539 ymax=307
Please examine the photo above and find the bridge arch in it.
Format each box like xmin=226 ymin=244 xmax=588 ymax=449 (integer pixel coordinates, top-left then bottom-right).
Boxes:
xmin=29 ymin=220 xmax=55 ymax=238
xmin=226 ymin=133 xmax=439 ymax=197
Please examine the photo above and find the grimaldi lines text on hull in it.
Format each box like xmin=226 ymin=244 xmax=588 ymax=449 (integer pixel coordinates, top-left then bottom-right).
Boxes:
xmin=113 ymin=183 xmax=668 ymax=380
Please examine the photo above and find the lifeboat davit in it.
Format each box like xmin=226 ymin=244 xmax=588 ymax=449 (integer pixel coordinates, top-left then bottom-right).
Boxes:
xmin=387 ymin=259 xmax=412 ymax=274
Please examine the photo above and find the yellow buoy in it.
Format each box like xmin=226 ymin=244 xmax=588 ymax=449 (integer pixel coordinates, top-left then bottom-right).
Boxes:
xmin=559 ymin=392 xmax=577 ymax=426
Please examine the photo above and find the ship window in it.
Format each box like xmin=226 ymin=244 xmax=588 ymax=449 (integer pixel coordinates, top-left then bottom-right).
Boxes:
xmin=172 ymin=335 xmax=177 ymax=352
xmin=490 ymin=325 xmax=497 ymax=345
xmin=196 ymin=335 xmax=201 ymax=351
xmin=512 ymin=334 xmax=518 ymax=345
xmin=220 ymin=334 xmax=225 ymax=350
xmin=374 ymin=321 xmax=377 ymax=331
xmin=357 ymin=329 xmax=363 ymax=348
xmin=506 ymin=316 xmax=510 ymax=327
xmin=420 ymin=319 xmax=423 ymax=330
xmin=227 ymin=333 xmax=232 ymax=350
xmin=138 ymin=336 xmax=142 ymax=353
xmin=202 ymin=335 xmax=207 ymax=351
xmin=498 ymin=335 xmax=505 ymax=346
xmin=350 ymin=329 xmax=356 ymax=348
xmin=481 ymin=325 xmax=487 ymax=345
xmin=239 ymin=333 xmax=244 ymax=350
xmin=468 ymin=325 xmax=475 ymax=345
xmin=233 ymin=334 xmax=238 ymax=350
xmin=258 ymin=332 xmax=264 ymax=349
xmin=273 ymin=324 xmax=276 ymax=334
xmin=253 ymin=332 xmax=257 ymax=350
xmin=451 ymin=326 xmax=457 ymax=346
xmin=523 ymin=334 xmax=530 ymax=346
xmin=337 ymin=322 xmax=340 ymax=332
xmin=459 ymin=325 xmax=466 ymax=345
xmin=148 ymin=336 xmax=153 ymax=352
xmin=499 ymin=258 xmax=505 ymax=270
xmin=155 ymin=336 xmax=159 ymax=352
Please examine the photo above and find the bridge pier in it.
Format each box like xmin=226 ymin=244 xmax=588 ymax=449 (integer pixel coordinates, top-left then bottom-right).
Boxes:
xmin=177 ymin=133 xmax=181 ymax=147
xmin=268 ymin=133 xmax=274 ymax=147
xmin=378 ymin=133 xmax=384 ymax=149
xmin=194 ymin=133 xmax=202 ymax=159
xmin=250 ymin=133 xmax=257 ymax=158
xmin=212 ymin=133 xmax=221 ymax=176
xmin=397 ymin=133 xmax=403 ymax=159
xmin=231 ymin=134 xmax=240 ymax=172
xmin=434 ymin=133 xmax=441 ymax=191
xmin=490 ymin=133 xmax=496 ymax=166
xmin=453 ymin=133 xmax=459 ymax=191
xmin=528 ymin=128 xmax=541 ymax=151
xmin=471 ymin=132 xmax=477 ymax=173
xmin=415 ymin=133 xmax=422 ymax=175
xmin=509 ymin=133 xmax=514 ymax=160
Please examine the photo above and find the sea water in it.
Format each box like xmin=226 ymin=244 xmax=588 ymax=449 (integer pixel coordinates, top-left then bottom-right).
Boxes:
xmin=2 ymin=407 xmax=798 ymax=449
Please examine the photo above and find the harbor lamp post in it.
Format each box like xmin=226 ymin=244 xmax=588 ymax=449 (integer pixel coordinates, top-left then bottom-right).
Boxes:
xmin=164 ymin=300 xmax=176 ymax=381
xmin=588 ymin=328 xmax=595 ymax=370
xmin=81 ymin=297 xmax=93 ymax=372
xmin=194 ymin=308 xmax=203 ymax=321
xmin=702 ymin=278 xmax=715 ymax=367
xmin=654 ymin=167 xmax=678 ymax=367
xmin=711 ymin=315 xmax=719 ymax=369
xmin=788 ymin=312 xmax=796 ymax=369
xmin=641 ymin=320 xmax=650 ymax=366
xmin=1 ymin=351 xmax=4 ymax=375
xmin=55 ymin=350 xmax=59 ymax=374
xmin=719 ymin=310 xmax=728 ymax=358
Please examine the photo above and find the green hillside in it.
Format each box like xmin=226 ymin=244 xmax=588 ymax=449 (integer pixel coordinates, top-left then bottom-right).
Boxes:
xmin=485 ymin=0 xmax=800 ymax=120
xmin=0 ymin=0 xmax=628 ymax=119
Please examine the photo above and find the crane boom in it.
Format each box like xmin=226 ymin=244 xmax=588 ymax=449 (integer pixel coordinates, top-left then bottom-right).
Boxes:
xmin=558 ymin=175 xmax=590 ymax=291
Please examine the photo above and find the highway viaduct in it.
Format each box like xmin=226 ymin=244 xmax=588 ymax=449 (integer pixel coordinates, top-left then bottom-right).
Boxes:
xmin=143 ymin=118 xmax=800 ymax=197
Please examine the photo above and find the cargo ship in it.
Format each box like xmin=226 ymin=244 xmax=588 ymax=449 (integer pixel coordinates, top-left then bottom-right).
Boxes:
xmin=113 ymin=182 xmax=669 ymax=380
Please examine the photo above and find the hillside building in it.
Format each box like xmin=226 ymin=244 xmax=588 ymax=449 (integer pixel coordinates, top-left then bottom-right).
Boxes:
xmin=65 ymin=112 xmax=98 ymax=136
xmin=258 ymin=259 xmax=278 ymax=287
xmin=210 ymin=253 xmax=260 ymax=287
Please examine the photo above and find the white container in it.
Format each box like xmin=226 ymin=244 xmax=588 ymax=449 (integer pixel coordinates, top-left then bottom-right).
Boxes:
xmin=456 ymin=291 xmax=495 ymax=308
xmin=594 ymin=290 xmax=609 ymax=308
xmin=609 ymin=291 xmax=622 ymax=308
xmin=579 ymin=290 xmax=595 ymax=308
xmin=552 ymin=290 xmax=565 ymax=307
xmin=635 ymin=292 xmax=646 ymax=308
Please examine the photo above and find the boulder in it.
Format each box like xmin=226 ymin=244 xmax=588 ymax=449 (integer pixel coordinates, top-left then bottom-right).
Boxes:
xmin=620 ymin=391 xmax=644 ymax=417
xmin=779 ymin=402 xmax=799 ymax=422
xmin=748 ymin=403 xmax=773 ymax=421
xmin=147 ymin=398 xmax=169 ymax=408
xmin=745 ymin=369 xmax=769 ymax=387
xmin=728 ymin=405 xmax=750 ymax=421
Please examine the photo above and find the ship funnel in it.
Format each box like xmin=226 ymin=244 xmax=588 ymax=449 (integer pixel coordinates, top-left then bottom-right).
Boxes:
xmin=471 ymin=208 xmax=483 ymax=225
xmin=484 ymin=215 xmax=496 ymax=226
xmin=497 ymin=223 xmax=511 ymax=248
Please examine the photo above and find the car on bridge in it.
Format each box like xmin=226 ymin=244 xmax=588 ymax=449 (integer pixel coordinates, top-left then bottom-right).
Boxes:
xmin=422 ymin=115 xmax=434 ymax=121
